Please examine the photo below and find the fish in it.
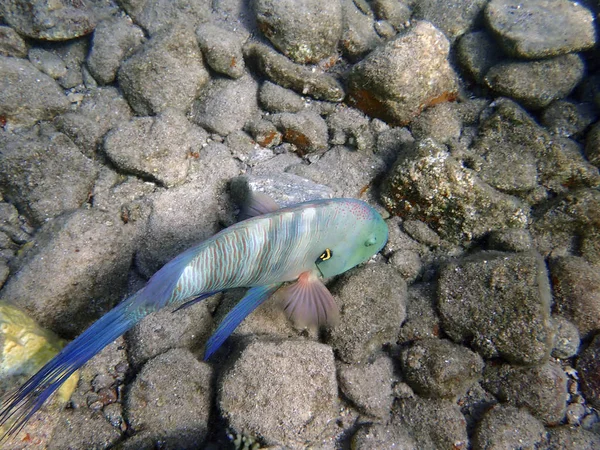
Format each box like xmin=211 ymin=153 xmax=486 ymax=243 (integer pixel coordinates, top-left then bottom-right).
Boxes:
xmin=0 ymin=194 xmax=388 ymax=440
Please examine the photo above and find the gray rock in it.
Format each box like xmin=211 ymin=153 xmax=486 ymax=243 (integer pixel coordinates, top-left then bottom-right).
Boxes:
xmin=259 ymin=81 xmax=305 ymax=113
xmin=398 ymin=283 xmax=442 ymax=344
xmin=47 ymin=37 xmax=89 ymax=89
xmin=87 ymin=16 xmax=145 ymax=85
xmin=458 ymin=382 xmax=498 ymax=434
xmin=389 ymin=250 xmax=422 ymax=283
xmin=410 ymin=103 xmax=462 ymax=144
xmin=269 ymin=110 xmax=328 ymax=155
xmin=327 ymin=106 xmax=375 ymax=151
xmin=245 ymin=119 xmax=282 ymax=148
xmin=381 ymin=139 xmax=530 ymax=243
xmin=370 ymin=0 xmax=412 ymax=31
xmin=118 ymin=26 xmax=209 ymax=115
xmin=546 ymin=425 xmax=600 ymax=450
xmin=196 ymin=23 xmax=245 ymax=79
xmin=400 ymin=338 xmax=484 ymax=399
xmin=0 ymin=202 xmax=29 ymax=246
xmin=484 ymin=54 xmax=585 ymax=110
xmin=413 ymin=0 xmax=488 ymax=42
xmin=326 ymin=263 xmax=407 ymax=363
xmin=254 ymin=0 xmax=343 ymax=64
xmin=28 ymin=48 xmax=67 ymax=79
xmin=104 ymin=109 xmax=205 ymax=187
xmin=225 ymin=130 xmax=274 ymax=166
xmin=485 ymin=0 xmax=596 ymax=58
xmin=90 ymin=169 xmax=155 ymax=220
xmin=394 ymin=397 xmax=469 ymax=449
xmin=229 ymin=174 xmax=334 ymax=208
xmin=456 ymin=31 xmax=504 ymax=84
xmin=135 ymin=143 xmax=240 ymax=277
xmin=551 ymin=256 xmax=600 ymax=339
xmin=55 ymin=86 xmax=133 ymax=157
xmin=118 ymin=0 xmax=211 ymax=36
xmin=472 ymin=405 xmax=546 ymax=450
xmin=541 ymin=101 xmax=597 ymax=139
xmin=219 ymin=339 xmax=338 ymax=448
xmin=437 ymin=251 xmax=554 ymax=365
xmin=190 ymin=75 xmax=259 ymax=136
xmin=127 ymin=298 xmax=213 ymax=368
xmin=486 ymin=228 xmax=534 ymax=253
xmin=0 ymin=25 xmax=28 ymax=58
xmin=482 ymin=361 xmax=568 ymax=425
xmin=352 ymin=422 xmax=416 ymax=450
xmin=338 ymin=355 xmax=395 ymax=419
xmin=551 ymin=316 xmax=580 ymax=359
xmin=0 ymin=126 xmax=97 ymax=225
xmin=348 ymin=21 xmax=458 ymax=125
xmin=0 ymin=56 xmax=70 ymax=128
xmin=578 ymin=333 xmax=600 ymax=410
xmin=0 ymin=208 xmax=140 ymax=337
xmin=340 ymin=0 xmax=382 ymax=60
xmin=244 ymin=41 xmax=345 ymax=102
xmin=0 ymin=0 xmax=97 ymax=41
xmin=126 ymin=348 xmax=213 ymax=448
xmin=585 ymin=121 xmax=600 ymax=167
xmin=402 ymin=220 xmax=442 ymax=249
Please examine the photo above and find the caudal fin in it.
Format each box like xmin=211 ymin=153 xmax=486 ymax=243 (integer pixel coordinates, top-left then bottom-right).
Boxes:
xmin=0 ymin=294 xmax=141 ymax=440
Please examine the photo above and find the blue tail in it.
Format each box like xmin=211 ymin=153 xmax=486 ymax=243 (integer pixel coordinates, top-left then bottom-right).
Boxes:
xmin=0 ymin=292 xmax=145 ymax=440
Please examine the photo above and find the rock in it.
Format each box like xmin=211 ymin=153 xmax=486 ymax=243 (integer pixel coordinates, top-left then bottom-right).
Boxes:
xmin=472 ymin=405 xmax=546 ymax=450
xmin=351 ymin=422 xmax=417 ymax=449
xmin=226 ymin=130 xmax=274 ymax=165
xmin=337 ymin=355 xmax=395 ymax=419
xmin=389 ymin=250 xmax=422 ymax=283
xmin=0 ymin=25 xmax=28 ymax=58
xmin=219 ymin=340 xmax=338 ymax=448
xmin=118 ymin=0 xmax=211 ymax=36
xmin=259 ymin=81 xmax=305 ymax=113
xmin=370 ymin=0 xmax=411 ymax=31
xmin=196 ymin=23 xmax=245 ymax=79
xmin=229 ymin=174 xmax=334 ymax=208
xmin=326 ymin=263 xmax=407 ymax=363
xmin=118 ymin=26 xmax=209 ymax=115
xmin=412 ymin=0 xmax=488 ymax=42
xmin=0 ymin=126 xmax=97 ymax=226
xmin=126 ymin=349 xmax=213 ymax=448
xmin=245 ymin=119 xmax=282 ymax=149
xmin=394 ymin=397 xmax=468 ymax=449
xmin=0 ymin=0 xmax=97 ymax=41
xmin=585 ymin=121 xmax=600 ymax=167
xmin=551 ymin=316 xmax=580 ymax=359
xmin=550 ymin=256 xmax=600 ymax=339
xmin=380 ymin=139 xmax=529 ymax=243
xmin=546 ymin=425 xmax=600 ymax=450
xmin=87 ymin=16 xmax=145 ymax=85
xmin=327 ymin=106 xmax=375 ymax=151
xmin=0 ymin=208 xmax=140 ymax=337
xmin=484 ymin=54 xmax=585 ymax=110
xmin=47 ymin=37 xmax=89 ymax=89
xmin=190 ymin=75 xmax=259 ymax=136
xmin=104 ymin=109 xmax=205 ymax=187
xmin=254 ymin=0 xmax=343 ymax=64
xmin=244 ymin=41 xmax=345 ymax=102
xmin=486 ymin=228 xmax=534 ymax=253
xmin=541 ymin=100 xmax=596 ymax=139
xmin=577 ymin=333 xmax=600 ymax=410
xmin=398 ymin=283 xmax=442 ymax=343
xmin=28 ymin=49 xmax=67 ymax=79
xmin=55 ymin=87 xmax=133 ymax=158
xmin=270 ymin=110 xmax=329 ymax=155
xmin=438 ymin=251 xmax=554 ymax=365
xmin=456 ymin=31 xmax=504 ymax=83
xmin=0 ymin=56 xmax=70 ymax=128
xmin=340 ymin=0 xmax=382 ymax=60
xmin=485 ymin=0 xmax=596 ymax=58
xmin=482 ymin=361 xmax=568 ymax=425
xmin=409 ymin=103 xmax=462 ymax=144
xmin=402 ymin=220 xmax=442 ymax=249
xmin=400 ymin=338 xmax=484 ymax=399
xmin=127 ymin=300 xmax=213 ymax=368
xmin=135 ymin=143 xmax=239 ymax=277
xmin=347 ymin=20 xmax=458 ymax=125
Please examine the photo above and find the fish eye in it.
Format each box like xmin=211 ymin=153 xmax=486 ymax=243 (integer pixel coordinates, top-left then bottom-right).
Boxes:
xmin=365 ymin=236 xmax=377 ymax=246
xmin=316 ymin=248 xmax=332 ymax=263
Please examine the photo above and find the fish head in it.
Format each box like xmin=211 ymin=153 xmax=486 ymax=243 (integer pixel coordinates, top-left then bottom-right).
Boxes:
xmin=315 ymin=204 xmax=388 ymax=278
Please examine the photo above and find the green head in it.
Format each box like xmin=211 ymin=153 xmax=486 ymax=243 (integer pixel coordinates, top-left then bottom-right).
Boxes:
xmin=315 ymin=201 xmax=389 ymax=278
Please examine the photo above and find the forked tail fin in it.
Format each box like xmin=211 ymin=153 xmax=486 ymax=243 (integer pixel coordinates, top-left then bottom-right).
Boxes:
xmin=0 ymin=292 xmax=144 ymax=441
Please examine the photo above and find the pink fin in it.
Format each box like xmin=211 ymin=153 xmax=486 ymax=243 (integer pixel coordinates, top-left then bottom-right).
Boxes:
xmin=240 ymin=191 xmax=279 ymax=219
xmin=279 ymin=272 xmax=340 ymax=328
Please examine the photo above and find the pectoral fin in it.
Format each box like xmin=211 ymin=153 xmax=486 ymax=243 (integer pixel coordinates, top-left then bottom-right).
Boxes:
xmin=203 ymin=283 xmax=281 ymax=360
xmin=279 ymin=272 xmax=340 ymax=329
xmin=239 ymin=191 xmax=279 ymax=220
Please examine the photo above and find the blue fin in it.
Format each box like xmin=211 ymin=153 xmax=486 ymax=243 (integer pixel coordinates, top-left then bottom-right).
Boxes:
xmin=239 ymin=192 xmax=279 ymax=220
xmin=204 ymin=283 xmax=281 ymax=360
xmin=172 ymin=291 xmax=219 ymax=313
